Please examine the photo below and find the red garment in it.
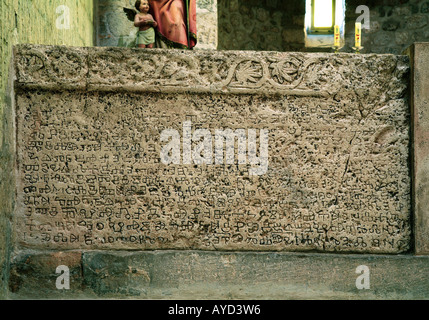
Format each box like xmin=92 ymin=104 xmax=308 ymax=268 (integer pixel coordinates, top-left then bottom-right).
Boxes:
xmin=148 ymin=0 xmax=197 ymax=49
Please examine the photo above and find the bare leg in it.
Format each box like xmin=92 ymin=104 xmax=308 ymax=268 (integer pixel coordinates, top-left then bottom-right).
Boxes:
xmin=147 ymin=43 xmax=154 ymax=48
xmin=138 ymin=44 xmax=146 ymax=48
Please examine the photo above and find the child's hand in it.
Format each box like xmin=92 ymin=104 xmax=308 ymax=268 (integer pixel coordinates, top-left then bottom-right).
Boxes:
xmin=147 ymin=20 xmax=157 ymax=27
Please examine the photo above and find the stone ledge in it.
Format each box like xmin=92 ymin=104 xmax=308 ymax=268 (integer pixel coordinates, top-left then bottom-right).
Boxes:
xmin=14 ymin=44 xmax=409 ymax=98
xmin=7 ymin=250 xmax=429 ymax=299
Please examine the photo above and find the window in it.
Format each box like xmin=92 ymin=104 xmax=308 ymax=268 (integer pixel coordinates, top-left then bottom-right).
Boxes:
xmin=305 ymin=0 xmax=345 ymax=48
xmin=310 ymin=0 xmax=336 ymax=34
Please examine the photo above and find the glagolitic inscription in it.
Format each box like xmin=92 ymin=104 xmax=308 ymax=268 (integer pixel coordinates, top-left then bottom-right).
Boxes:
xmin=16 ymin=90 xmax=411 ymax=253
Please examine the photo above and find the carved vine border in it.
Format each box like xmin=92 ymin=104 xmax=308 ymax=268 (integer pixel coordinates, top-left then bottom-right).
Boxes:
xmin=15 ymin=45 xmax=404 ymax=99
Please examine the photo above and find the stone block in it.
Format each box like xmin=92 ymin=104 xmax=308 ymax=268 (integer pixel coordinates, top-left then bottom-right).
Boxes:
xmin=421 ymin=1 xmax=429 ymax=14
xmin=13 ymin=45 xmax=411 ymax=254
xmin=373 ymin=32 xmax=394 ymax=46
xmin=405 ymin=14 xmax=428 ymax=30
xmin=195 ymin=11 xmax=217 ymax=50
xmin=7 ymin=250 xmax=429 ymax=299
xmin=8 ymin=252 xmax=84 ymax=298
xmin=282 ymin=29 xmax=305 ymax=44
xmin=367 ymin=21 xmax=381 ymax=34
xmin=82 ymin=252 xmax=152 ymax=297
xmin=405 ymin=42 xmax=429 ymax=255
xmin=382 ymin=19 xmax=400 ymax=31
xmin=396 ymin=31 xmax=411 ymax=45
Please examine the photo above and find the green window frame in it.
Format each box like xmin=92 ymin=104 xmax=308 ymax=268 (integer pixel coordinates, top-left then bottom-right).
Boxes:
xmin=310 ymin=0 xmax=336 ymax=34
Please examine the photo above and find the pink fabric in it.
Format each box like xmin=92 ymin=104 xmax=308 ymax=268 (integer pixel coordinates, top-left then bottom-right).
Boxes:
xmin=149 ymin=0 xmax=197 ymax=49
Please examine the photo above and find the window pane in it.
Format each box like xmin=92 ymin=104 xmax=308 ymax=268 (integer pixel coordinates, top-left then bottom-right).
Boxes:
xmin=313 ymin=0 xmax=333 ymax=28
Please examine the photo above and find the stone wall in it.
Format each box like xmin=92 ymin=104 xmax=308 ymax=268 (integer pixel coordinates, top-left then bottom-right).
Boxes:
xmin=1 ymin=0 xmax=94 ymax=105
xmin=94 ymin=0 xmax=429 ymax=53
xmin=93 ymin=0 xmax=429 ymax=54
xmin=0 ymin=0 xmax=94 ymax=299
xmin=217 ymin=0 xmax=429 ymax=54
xmin=345 ymin=0 xmax=429 ymax=54
xmin=195 ymin=0 xmax=218 ymax=50
xmin=218 ymin=0 xmax=305 ymax=52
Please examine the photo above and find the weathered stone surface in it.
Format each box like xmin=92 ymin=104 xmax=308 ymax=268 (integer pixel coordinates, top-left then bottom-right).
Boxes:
xmin=14 ymin=45 xmax=88 ymax=91
xmin=396 ymin=31 xmax=411 ymax=45
xmin=8 ymin=250 xmax=429 ymax=299
xmin=1 ymin=1 xmax=93 ymax=298
xmin=13 ymin=45 xmax=411 ymax=254
xmin=0 ymin=53 xmax=16 ymax=299
xmin=405 ymin=14 xmax=428 ymax=30
xmin=0 ymin=0 xmax=94 ymax=100
xmin=16 ymin=45 xmax=410 ymax=98
xmin=406 ymin=42 xmax=429 ymax=255
xmin=422 ymin=2 xmax=429 ymax=14
xmin=195 ymin=11 xmax=218 ymax=50
xmin=382 ymin=19 xmax=400 ymax=31
xmin=218 ymin=1 xmax=303 ymax=52
xmin=8 ymin=251 xmax=84 ymax=298
xmin=195 ymin=0 xmax=217 ymax=50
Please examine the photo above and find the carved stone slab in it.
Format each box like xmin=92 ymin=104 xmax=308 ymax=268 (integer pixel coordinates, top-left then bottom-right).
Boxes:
xmin=14 ymin=44 xmax=411 ymax=253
